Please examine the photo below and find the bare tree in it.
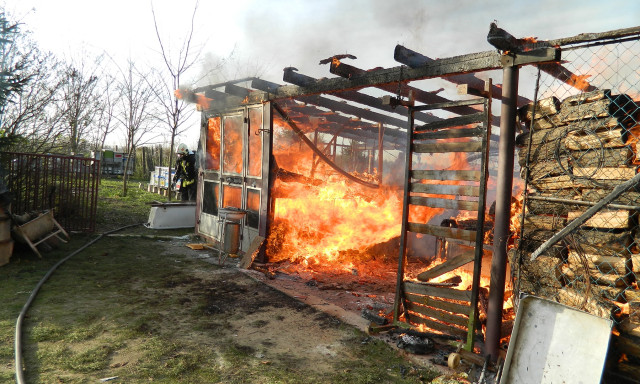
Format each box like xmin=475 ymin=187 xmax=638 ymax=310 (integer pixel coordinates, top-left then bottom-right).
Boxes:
xmin=91 ymin=72 xmax=118 ymax=152
xmin=0 ymin=34 xmax=67 ymax=153
xmin=58 ymin=52 xmax=102 ymax=155
xmin=150 ymin=1 xmax=204 ymax=201
xmin=115 ymin=60 xmax=160 ymax=196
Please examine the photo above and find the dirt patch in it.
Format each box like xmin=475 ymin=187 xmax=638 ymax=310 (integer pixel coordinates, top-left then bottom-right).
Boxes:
xmin=1 ymin=235 xmax=443 ymax=383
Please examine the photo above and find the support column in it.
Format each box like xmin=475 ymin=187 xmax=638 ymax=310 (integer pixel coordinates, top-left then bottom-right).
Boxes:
xmin=485 ymin=63 xmax=519 ymax=360
xmin=378 ymin=123 xmax=384 ymax=186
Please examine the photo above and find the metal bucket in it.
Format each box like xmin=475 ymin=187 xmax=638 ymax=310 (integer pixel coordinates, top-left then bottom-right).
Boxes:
xmin=223 ymin=221 xmax=241 ymax=254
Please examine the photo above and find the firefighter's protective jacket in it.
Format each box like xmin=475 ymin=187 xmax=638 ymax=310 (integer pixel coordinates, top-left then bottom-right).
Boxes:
xmin=174 ymin=153 xmax=197 ymax=188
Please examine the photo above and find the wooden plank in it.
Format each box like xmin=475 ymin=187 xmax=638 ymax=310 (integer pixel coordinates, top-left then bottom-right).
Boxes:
xmin=517 ymin=140 xmax=562 ymax=166
xmin=405 ymin=312 xmax=468 ymax=339
xmin=565 ymin=128 xmax=627 ymax=150
xmin=410 ymin=170 xmax=480 ymax=182
xmin=409 ymin=196 xmax=479 ymax=211
xmin=407 ymin=222 xmax=477 ymax=242
xmin=412 ymin=141 xmax=483 ymax=153
xmin=581 ymin=189 xmax=640 ymax=206
xmin=557 ymin=97 xmax=612 ymax=122
xmin=404 ymin=281 xmax=472 ymax=302
xmin=568 ymin=147 xmax=633 ymax=168
xmin=568 ymin=210 xmax=630 ymax=229
xmin=556 ymin=286 xmax=616 ymax=318
xmin=417 ymin=250 xmax=475 ymax=282
xmin=404 ymin=292 xmax=471 ymax=316
xmin=572 ymin=167 xmax=636 ymax=180
xmin=415 ymin=112 xmax=485 ymax=132
xmin=574 ymin=229 xmax=631 ymax=253
xmin=239 ymin=235 xmax=264 ymax=269
xmin=524 ymin=214 xmax=567 ymax=231
xmin=562 ymin=262 xmax=631 ymax=287
xmin=630 ymin=254 xmax=640 ymax=273
xmin=525 ymin=191 xmax=581 ymax=216
xmin=410 ymin=183 xmax=480 ymax=197
xmin=413 ymin=127 xmax=483 ymax=141
xmin=527 ymin=114 xmax=567 ymax=130
xmin=561 ymin=89 xmax=611 ymax=107
xmin=566 ymin=116 xmax=630 ymax=132
xmin=521 ymin=158 xmax=570 ymax=180
xmin=567 ymin=251 xmax=630 ymax=274
xmin=515 ymin=125 xmax=566 ymax=146
xmin=528 ymin=175 xmax=575 ymax=190
xmin=518 ymin=96 xmax=560 ymax=121
xmin=404 ymin=300 xmax=469 ymax=327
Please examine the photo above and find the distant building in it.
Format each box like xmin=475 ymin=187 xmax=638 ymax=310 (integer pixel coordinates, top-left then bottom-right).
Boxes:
xmin=91 ymin=150 xmax=134 ymax=175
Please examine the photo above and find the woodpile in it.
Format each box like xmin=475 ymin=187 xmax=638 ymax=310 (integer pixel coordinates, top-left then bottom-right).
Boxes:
xmin=516 ymin=89 xmax=640 ymax=375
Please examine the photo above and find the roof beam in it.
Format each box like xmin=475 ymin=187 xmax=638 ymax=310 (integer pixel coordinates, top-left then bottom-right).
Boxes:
xmin=282 ymin=67 xmax=438 ymax=125
xmin=393 ymin=44 xmax=531 ymax=107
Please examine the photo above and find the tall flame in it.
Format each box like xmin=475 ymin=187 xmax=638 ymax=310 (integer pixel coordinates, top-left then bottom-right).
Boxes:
xmin=267 ymin=181 xmax=402 ymax=268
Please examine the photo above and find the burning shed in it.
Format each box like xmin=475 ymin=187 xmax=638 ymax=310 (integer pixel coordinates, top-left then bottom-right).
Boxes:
xmin=178 ymin=24 xmax=640 ymax=382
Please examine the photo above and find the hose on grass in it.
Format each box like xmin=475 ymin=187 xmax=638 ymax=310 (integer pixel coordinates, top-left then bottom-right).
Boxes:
xmin=14 ymin=223 xmax=143 ymax=384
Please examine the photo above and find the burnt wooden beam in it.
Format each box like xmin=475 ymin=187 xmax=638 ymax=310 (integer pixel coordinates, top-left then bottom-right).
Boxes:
xmin=260 ymin=50 xmax=504 ymax=99
xmin=394 ymin=44 xmax=531 ymax=106
xmin=329 ymin=60 xmax=482 ymax=116
xmin=282 ymin=67 xmax=438 ymax=124
xmin=255 ymin=77 xmax=401 ymax=127
xmin=282 ymin=68 xmax=408 ymax=128
xmin=253 ymin=78 xmax=406 ymax=144
xmin=547 ymin=25 xmax=640 ymax=47
xmin=282 ymin=101 xmax=405 ymax=145
xmin=538 ymin=63 xmax=597 ymax=92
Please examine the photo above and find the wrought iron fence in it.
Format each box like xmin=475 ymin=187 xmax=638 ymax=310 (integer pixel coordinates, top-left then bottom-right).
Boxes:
xmin=0 ymin=152 xmax=100 ymax=232
xmin=513 ymin=36 xmax=640 ymax=322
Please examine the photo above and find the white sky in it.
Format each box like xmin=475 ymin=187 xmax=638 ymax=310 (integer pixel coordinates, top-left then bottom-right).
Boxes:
xmin=2 ymin=0 xmax=640 ymax=146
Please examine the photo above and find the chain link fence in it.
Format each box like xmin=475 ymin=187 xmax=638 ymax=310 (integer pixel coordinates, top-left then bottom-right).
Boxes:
xmin=512 ymin=34 xmax=640 ymax=379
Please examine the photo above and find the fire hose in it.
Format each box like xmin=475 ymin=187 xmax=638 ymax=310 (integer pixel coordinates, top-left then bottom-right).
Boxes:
xmin=14 ymin=223 xmax=143 ymax=384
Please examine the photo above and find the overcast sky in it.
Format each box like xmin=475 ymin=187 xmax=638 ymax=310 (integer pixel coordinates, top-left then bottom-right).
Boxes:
xmin=4 ymin=0 xmax=640 ymax=82
xmin=2 ymin=0 xmax=639 ymax=145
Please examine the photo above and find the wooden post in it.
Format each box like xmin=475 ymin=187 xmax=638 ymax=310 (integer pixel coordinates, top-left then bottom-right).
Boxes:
xmin=378 ymin=123 xmax=384 ymax=186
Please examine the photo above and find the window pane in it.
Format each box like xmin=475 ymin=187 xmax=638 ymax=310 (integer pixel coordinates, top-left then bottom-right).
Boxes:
xmin=206 ymin=117 xmax=221 ymax=170
xmin=246 ymin=189 xmax=260 ymax=229
xmin=202 ymin=181 xmax=219 ymax=216
xmin=222 ymin=185 xmax=242 ymax=209
xmin=223 ymin=115 xmax=243 ymax=174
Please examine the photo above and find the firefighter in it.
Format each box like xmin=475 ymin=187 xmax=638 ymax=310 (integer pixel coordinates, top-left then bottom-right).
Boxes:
xmin=172 ymin=143 xmax=197 ymax=202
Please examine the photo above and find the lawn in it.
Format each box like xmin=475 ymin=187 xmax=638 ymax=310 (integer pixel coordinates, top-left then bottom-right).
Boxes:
xmin=0 ymin=178 xmax=441 ymax=383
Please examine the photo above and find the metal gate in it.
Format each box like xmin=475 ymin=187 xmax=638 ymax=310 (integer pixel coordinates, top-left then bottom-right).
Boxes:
xmin=0 ymin=152 xmax=100 ymax=232
xmin=393 ymin=90 xmax=492 ymax=351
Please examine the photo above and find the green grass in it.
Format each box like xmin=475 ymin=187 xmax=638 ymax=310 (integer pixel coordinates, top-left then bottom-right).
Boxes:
xmin=0 ymin=177 xmax=442 ymax=383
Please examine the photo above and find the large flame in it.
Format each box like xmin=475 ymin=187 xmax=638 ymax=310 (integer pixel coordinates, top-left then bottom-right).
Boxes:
xmin=267 ymin=180 xmax=402 ymax=268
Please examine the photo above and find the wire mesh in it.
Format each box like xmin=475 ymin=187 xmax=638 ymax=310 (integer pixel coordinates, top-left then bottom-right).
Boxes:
xmin=513 ymin=37 xmax=640 ymax=328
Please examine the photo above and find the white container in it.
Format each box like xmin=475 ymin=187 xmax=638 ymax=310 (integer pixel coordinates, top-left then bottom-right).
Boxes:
xmin=146 ymin=202 xmax=196 ymax=229
xmin=501 ymin=295 xmax=612 ymax=384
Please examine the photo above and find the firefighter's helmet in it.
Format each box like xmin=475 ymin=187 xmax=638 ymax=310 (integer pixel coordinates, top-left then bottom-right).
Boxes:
xmin=176 ymin=143 xmax=189 ymax=155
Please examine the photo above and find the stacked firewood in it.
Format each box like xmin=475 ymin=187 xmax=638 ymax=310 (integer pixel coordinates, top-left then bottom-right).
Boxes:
xmin=514 ymin=89 xmax=640 ymax=376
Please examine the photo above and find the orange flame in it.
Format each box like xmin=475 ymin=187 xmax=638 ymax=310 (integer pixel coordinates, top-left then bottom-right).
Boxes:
xmin=268 ymin=181 xmax=402 ymax=269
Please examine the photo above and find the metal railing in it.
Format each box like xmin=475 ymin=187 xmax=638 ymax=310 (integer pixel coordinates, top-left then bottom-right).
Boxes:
xmin=0 ymin=152 xmax=100 ymax=232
